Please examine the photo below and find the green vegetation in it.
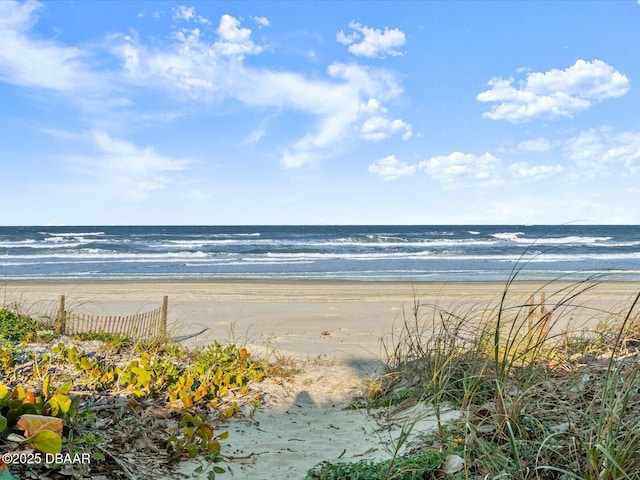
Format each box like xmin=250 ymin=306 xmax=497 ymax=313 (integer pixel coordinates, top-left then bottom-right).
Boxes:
xmin=5 ymin=275 xmax=640 ymax=480
xmin=0 ymin=304 xmax=278 ymax=479
xmin=71 ymin=330 xmax=132 ymax=346
xmin=308 ymin=450 xmax=444 ymax=480
xmin=311 ymin=277 xmax=640 ymax=479
xmin=0 ymin=308 xmax=38 ymax=343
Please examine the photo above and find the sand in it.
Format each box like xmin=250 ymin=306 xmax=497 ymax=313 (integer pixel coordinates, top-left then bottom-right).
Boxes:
xmin=3 ymin=279 xmax=640 ymax=479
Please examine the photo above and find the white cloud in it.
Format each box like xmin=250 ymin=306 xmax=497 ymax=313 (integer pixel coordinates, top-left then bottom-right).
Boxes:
xmin=281 ymin=149 xmax=319 ymax=169
xmin=359 ymin=98 xmax=386 ymax=114
xmin=0 ymin=0 xmax=39 ymax=30
xmin=172 ymin=5 xmax=210 ymax=24
xmin=360 ymin=116 xmax=412 ymax=141
xmin=228 ymin=62 xmax=408 ymax=166
xmin=114 ymin=14 xmax=265 ymax=94
xmin=0 ymin=0 xmax=103 ymax=92
xmin=2 ymin=5 xmax=412 ymax=171
xmin=336 ymin=22 xmax=406 ymax=58
xmin=244 ymin=127 xmax=265 ymax=144
xmin=369 ymin=155 xmax=416 ymax=180
xmin=477 ymin=59 xmax=630 ymax=122
xmin=564 ymin=127 xmax=640 ymax=177
xmin=252 ymin=16 xmax=270 ymax=27
xmin=517 ymin=137 xmax=552 ymax=152
xmin=215 ymin=14 xmax=264 ymax=57
xmin=68 ymin=131 xmax=187 ymax=201
xmin=173 ymin=6 xmax=195 ymax=21
xmin=508 ymin=162 xmax=563 ymax=180
xmin=418 ymin=152 xmax=503 ymax=188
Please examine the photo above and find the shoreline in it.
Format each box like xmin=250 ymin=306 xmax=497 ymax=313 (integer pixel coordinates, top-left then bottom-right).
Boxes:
xmin=4 ymin=279 xmax=639 ymax=362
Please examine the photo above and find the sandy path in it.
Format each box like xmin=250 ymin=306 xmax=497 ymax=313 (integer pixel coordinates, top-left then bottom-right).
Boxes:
xmin=198 ymin=359 xmax=458 ymax=479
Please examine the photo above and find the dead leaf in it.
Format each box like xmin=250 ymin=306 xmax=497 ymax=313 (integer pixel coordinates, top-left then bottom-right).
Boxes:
xmin=443 ymin=454 xmax=464 ymax=474
xmin=16 ymin=414 xmax=63 ymax=438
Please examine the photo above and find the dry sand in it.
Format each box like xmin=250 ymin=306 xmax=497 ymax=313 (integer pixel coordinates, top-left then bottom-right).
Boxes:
xmin=3 ymin=280 xmax=640 ymax=479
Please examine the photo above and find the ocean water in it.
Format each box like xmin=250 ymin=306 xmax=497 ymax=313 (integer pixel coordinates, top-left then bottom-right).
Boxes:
xmin=1 ymin=225 xmax=640 ymax=281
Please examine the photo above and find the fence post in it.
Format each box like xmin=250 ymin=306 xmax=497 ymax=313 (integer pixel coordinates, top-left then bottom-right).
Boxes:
xmin=56 ymin=295 xmax=66 ymax=335
xmin=160 ymin=296 xmax=168 ymax=342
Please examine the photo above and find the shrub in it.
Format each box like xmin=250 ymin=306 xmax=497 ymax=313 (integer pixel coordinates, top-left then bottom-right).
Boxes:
xmin=0 ymin=308 xmax=38 ymax=342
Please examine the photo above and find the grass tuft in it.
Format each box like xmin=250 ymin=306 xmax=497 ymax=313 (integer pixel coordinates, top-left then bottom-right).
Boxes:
xmin=319 ymin=275 xmax=640 ymax=479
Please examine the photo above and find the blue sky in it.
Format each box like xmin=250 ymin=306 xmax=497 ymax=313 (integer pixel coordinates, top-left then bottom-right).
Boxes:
xmin=1 ymin=1 xmax=639 ymax=225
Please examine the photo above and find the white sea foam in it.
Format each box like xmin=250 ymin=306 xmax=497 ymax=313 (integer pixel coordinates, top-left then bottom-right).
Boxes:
xmin=0 ymin=239 xmax=37 ymax=248
xmin=43 ymin=231 xmax=106 ymax=237
xmin=509 ymin=236 xmax=613 ymax=245
xmin=3 ymin=225 xmax=640 ymax=281
xmin=491 ymin=232 xmax=524 ymax=241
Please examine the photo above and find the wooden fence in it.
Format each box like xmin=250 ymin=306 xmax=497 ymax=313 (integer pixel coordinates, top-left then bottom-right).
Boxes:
xmin=55 ymin=295 xmax=168 ymax=343
xmin=527 ymin=292 xmax=552 ymax=345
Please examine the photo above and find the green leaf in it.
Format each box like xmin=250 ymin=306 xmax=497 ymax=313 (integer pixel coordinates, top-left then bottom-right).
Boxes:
xmin=0 ymin=414 xmax=7 ymax=432
xmin=42 ymin=375 xmax=51 ymax=399
xmin=56 ymin=381 xmax=73 ymax=395
xmin=16 ymin=403 xmax=37 ymax=416
xmin=131 ymin=389 xmax=147 ymax=399
xmin=0 ymin=384 xmax=9 ymax=401
xmin=47 ymin=394 xmax=72 ymax=416
xmin=26 ymin=430 xmax=62 ymax=454
xmin=187 ymin=444 xmax=198 ymax=458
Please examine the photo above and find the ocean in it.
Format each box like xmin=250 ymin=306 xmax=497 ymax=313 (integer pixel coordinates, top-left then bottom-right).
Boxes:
xmin=1 ymin=225 xmax=640 ymax=282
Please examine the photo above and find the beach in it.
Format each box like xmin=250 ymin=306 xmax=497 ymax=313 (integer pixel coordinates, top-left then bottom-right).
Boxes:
xmin=5 ymin=280 xmax=639 ymax=360
xmin=4 ymin=279 xmax=640 ymax=478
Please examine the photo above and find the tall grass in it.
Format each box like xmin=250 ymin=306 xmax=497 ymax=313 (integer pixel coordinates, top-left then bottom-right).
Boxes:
xmin=363 ymin=276 xmax=640 ymax=479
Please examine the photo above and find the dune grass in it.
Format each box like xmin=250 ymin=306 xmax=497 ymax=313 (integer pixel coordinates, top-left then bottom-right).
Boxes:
xmin=311 ymin=275 xmax=640 ymax=479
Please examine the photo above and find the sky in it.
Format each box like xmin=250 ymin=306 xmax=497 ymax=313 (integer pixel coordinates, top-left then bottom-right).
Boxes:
xmin=1 ymin=1 xmax=639 ymax=226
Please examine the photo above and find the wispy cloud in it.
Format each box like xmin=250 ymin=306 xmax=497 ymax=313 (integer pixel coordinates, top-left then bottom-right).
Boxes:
xmin=67 ymin=131 xmax=188 ymax=201
xmin=252 ymin=16 xmax=270 ymax=28
xmin=0 ymin=0 xmax=104 ymax=92
xmin=1 ymin=3 xmax=413 ymax=173
xmin=517 ymin=137 xmax=553 ymax=152
xmin=477 ymin=59 xmax=630 ymax=122
xmin=111 ymin=14 xmax=410 ymax=166
xmin=508 ymin=162 xmax=563 ymax=180
xmin=564 ymin=127 xmax=640 ymax=177
xmin=172 ymin=5 xmax=210 ymax=24
xmin=337 ymin=22 xmax=406 ymax=58
xmin=419 ymin=152 xmax=503 ymax=188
